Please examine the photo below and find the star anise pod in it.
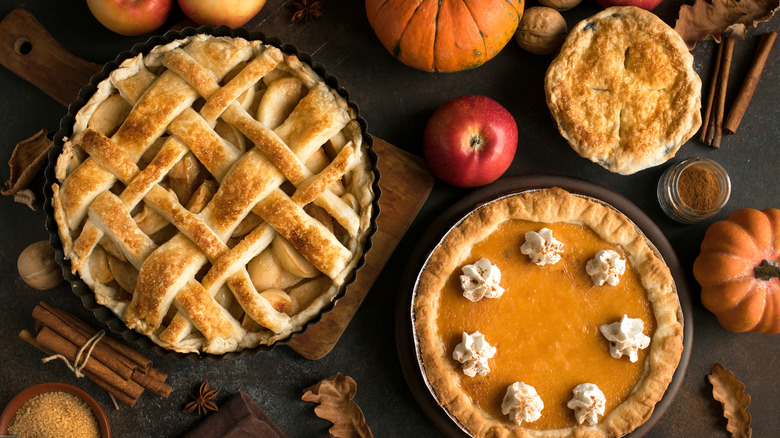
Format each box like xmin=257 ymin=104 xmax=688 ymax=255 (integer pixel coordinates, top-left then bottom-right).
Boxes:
xmin=183 ymin=381 xmax=219 ymax=416
xmin=291 ymin=0 xmax=324 ymax=22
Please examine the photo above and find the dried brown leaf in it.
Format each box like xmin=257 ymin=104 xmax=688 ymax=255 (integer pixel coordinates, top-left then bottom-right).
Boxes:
xmin=674 ymin=0 xmax=780 ymax=49
xmin=708 ymin=363 xmax=752 ymax=438
xmin=13 ymin=189 xmax=37 ymax=211
xmin=302 ymin=373 xmax=373 ymax=438
xmin=2 ymin=129 xmax=52 ymax=196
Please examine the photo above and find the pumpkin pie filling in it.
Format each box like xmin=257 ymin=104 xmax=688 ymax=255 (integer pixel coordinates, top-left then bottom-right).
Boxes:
xmin=414 ymin=188 xmax=683 ymax=438
xmin=437 ymin=220 xmax=655 ymax=429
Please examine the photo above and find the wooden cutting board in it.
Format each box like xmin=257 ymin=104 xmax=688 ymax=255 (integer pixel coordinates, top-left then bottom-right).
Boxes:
xmin=0 ymin=8 xmax=434 ymax=360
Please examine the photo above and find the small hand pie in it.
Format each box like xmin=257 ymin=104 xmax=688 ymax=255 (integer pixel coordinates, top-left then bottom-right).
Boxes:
xmin=545 ymin=7 xmax=701 ymax=175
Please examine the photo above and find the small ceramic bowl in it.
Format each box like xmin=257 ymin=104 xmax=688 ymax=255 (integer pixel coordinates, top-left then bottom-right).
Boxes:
xmin=0 ymin=383 xmax=111 ymax=437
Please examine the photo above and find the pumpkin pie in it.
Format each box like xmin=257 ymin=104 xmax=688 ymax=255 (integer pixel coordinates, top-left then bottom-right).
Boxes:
xmin=51 ymin=35 xmax=376 ymax=354
xmin=414 ymin=187 xmax=683 ymax=437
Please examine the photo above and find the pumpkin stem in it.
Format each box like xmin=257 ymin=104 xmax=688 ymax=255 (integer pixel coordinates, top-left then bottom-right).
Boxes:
xmin=755 ymin=259 xmax=780 ymax=281
xmin=469 ymin=135 xmax=483 ymax=151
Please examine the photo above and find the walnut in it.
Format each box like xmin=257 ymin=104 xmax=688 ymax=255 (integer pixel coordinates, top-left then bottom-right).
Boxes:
xmin=539 ymin=0 xmax=582 ymax=11
xmin=17 ymin=241 xmax=63 ymax=290
xmin=514 ymin=7 xmax=568 ymax=55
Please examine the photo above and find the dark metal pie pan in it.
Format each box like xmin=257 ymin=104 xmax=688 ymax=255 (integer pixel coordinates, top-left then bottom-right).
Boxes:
xmin=396 ymin=174 xmax=692 ymax=437
xmin=42 ymin=26 xmax=381 ymax=360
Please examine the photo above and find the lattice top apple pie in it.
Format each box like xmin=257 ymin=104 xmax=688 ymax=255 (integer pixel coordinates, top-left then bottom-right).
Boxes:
xmin=51 ymin=35 xmax=376 ymax=355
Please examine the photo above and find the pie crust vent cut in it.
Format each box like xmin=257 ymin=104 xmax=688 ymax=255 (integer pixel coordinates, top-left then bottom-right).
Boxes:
xmin=50 ymin=34 xmax=377 ymax=355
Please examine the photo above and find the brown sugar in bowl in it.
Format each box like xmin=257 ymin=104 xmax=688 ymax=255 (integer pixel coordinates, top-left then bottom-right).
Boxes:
xmin=0 ymin=383 xmax=110 ymax=438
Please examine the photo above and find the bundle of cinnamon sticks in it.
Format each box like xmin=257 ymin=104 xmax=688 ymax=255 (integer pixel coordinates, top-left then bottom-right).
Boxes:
xmin=700 ymin=32 xmax=777 ymax=148
xmin=20 ymin=302 xmax=172 ymax=407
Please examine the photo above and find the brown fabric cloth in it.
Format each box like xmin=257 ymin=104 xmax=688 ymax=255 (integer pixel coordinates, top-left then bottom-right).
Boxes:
xmin=183 ymin=391 xmax=286 ymax=438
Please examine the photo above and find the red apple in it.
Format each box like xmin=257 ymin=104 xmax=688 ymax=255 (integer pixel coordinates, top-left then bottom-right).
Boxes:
xmin=177 ymin=0 xmax=267 ymax=28
xmin=86 ymin=0 xmax=173 ymax=36
xmin=595 ymin=0 xmax=663 ymax=10
xmin=423 ymin=95 xmax=518 ymax=188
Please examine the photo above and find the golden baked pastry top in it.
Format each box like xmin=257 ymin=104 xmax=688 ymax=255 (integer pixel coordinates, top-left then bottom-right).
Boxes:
xmin=545 ymin=7 xmax=701 ymax=175
xmin=414 ymin=188 xmax=683 ymax=437
xmin=52 ymin=35 xmax=375 ymax=355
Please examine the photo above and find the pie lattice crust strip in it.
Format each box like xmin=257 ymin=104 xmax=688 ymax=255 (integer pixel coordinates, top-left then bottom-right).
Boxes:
xmin=51 ymin=35 xmax=376 ymax=355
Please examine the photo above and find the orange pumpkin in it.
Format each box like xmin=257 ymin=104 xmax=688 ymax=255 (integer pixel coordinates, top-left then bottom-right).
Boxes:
xmin=693 ymin=208 xmax=780 ymax=334
xmin=365 ymin=0 xmax=524 ymax=73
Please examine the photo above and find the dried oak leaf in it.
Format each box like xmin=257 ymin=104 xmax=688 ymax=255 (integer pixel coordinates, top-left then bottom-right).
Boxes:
xmin=14 ymin=189 xmax=37 ymax=211
xmin=675 ymin=0 xmax=780 ymax=49
xmin=708 ymin=363 xmax=752 ymax=438
xmin=2 ymin=129 xmax=52 ymax=196
xmin=302 ymin=373 xmax=373 ymax=438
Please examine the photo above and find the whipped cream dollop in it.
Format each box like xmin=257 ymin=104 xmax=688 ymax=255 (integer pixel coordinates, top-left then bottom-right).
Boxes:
xmin=501 ymin=382 xmax=544 ymax=425
xmin=452 ymin=331 xmax=496 ymax=377
xmin=567 ymin=383 xmax=606 ymax=426
xmin=599 ymin=314 xmax=651 ymax=362
xmin=460 ymin=258 xmax=504 ymax=302
xmin=586 ymin=249 xmax=626 ymax=286
xmin=520 ymin=228 xmax=564 ymax=266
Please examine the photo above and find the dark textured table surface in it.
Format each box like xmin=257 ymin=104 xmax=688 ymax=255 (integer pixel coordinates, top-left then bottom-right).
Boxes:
xmin=0 ymin=1 xmax=778 ymax=437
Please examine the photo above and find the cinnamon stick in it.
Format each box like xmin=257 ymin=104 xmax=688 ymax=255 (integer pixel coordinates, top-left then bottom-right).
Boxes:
xmin=33 ymin=304 xmax=135 ymax=380
xmin=146 ymin=367 xmax=168 ymax=383
xmin=46 ymin=306 xmax=171 ymax=395
xmin=700 ymin=41 xmax=724 ymax=142
xmin=47 ymin=303 xmax=152 ymax=372
xmin=47 ymin=304 xmax=169 ymax=389
xmin=131 ymin=369 xmax=173 ymax=397
xmin=35 ymin=326 xmax=145 ymax=400
xmin=19 ymin=329 xmax=138 ymax=407
xmin=724 ymin=32 xmax=777 ymax=134
xmin=22 ymin=303 xmax=172 ymax=406
xmin=19 ymin=329 xmax=51 ymax=356
xmin=709 ymin=36 xmax=735 ymax=149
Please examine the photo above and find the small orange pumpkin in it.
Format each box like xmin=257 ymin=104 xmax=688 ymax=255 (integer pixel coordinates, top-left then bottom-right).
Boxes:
xmin=693 ymin=208 xmax=780 ymax=334
xmin=365 ymin=0 xmax=524 ymax=73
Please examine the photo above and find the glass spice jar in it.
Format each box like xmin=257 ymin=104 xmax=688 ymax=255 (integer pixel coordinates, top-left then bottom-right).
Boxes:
xmin=657 ymin=157 xmax=731 ymax=224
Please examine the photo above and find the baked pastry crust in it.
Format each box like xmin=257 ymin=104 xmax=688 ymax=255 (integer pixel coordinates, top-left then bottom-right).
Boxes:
xmin=414 ymin=187 xmax=683 ymax=437
xmin=545 ymin=7 xmax=701 ymax=175
xmin=52 ymin=35 xmax=375 ymax=354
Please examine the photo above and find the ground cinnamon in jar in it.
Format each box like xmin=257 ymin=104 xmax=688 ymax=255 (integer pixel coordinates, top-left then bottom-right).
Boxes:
xmin=677 ymin=164 xmax=719 ymax=211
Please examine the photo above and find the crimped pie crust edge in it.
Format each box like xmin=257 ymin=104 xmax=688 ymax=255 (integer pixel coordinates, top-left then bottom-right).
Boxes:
xmin=413 ymin=187 xmax=684 ymax=438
